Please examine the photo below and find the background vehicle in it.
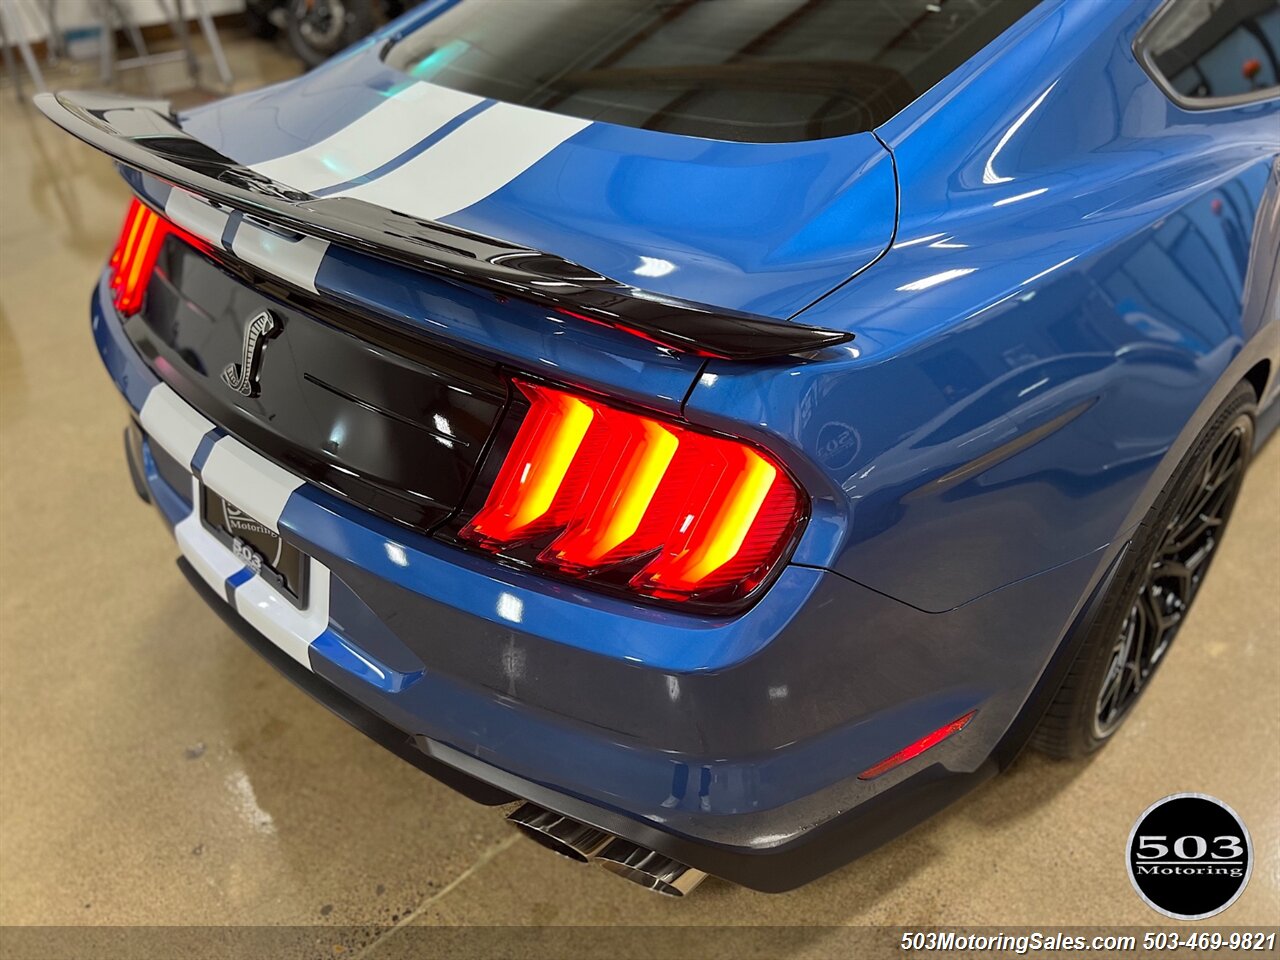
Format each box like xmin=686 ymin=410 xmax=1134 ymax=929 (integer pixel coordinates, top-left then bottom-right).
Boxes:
xmin=36 ymin=0 xmax=1280 ymax=894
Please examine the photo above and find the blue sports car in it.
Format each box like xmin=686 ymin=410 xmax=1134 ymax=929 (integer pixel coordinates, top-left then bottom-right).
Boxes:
xmin=38 ymin=0 xmax=1279 ymax=895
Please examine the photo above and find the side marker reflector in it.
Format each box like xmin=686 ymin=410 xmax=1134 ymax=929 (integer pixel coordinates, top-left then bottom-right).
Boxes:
xmin=857 ymin=711 xmax=977 ymax=780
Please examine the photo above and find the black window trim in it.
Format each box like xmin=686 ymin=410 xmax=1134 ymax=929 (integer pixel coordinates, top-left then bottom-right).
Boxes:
xmin=1134 ymin=0 xmax=1280 ymax=111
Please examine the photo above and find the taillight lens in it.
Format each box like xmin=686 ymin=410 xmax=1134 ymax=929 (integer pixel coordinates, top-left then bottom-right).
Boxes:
xmin=457 ymin=381 xmax=804 ymax=609
xmin=108 ymin=199 xmax=208 ymax=316
xmin=108 ymin=200 xmax=171 ymax=315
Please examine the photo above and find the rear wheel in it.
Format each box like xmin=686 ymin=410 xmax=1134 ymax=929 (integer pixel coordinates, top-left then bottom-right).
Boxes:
xmin=1032 ymin=382 xmax=1256 ymax=758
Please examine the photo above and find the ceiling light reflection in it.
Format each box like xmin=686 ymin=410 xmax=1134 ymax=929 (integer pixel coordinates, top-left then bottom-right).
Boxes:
xmin=635 ymin=256 xmax=675 ymax=278
xmin=983 ymin=81 xmax=1058 ymax=185
xmin=897 ymin=268 xmax=977 ymax=292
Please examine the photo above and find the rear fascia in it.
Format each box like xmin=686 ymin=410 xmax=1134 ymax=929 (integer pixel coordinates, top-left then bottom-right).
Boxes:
xmin=96 ymin=266 xmax=1117 ymax=839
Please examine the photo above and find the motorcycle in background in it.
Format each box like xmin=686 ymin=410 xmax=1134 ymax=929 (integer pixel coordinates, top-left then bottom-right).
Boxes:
xmin=284 ymin=0 xmax=418 ymax=68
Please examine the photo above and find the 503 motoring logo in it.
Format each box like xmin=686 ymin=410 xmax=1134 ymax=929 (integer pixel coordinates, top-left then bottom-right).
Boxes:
xmin=1127 ymin=794 xmax=1254 ymax=920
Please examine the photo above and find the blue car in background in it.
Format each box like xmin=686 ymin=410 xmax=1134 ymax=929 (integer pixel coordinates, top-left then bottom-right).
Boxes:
xmin=38 ymin=0 xmax=1279 ymax=894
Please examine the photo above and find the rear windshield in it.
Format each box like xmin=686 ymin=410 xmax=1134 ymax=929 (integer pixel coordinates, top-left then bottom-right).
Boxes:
xmin=383 ymin=0 xmax=1043 ymax=143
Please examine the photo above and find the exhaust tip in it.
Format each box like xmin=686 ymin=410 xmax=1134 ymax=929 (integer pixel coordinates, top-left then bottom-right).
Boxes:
xmin=593 ymin=839 xmax=707 ymax=897
xmin=506 ymin=803 xmax=613 ymax=863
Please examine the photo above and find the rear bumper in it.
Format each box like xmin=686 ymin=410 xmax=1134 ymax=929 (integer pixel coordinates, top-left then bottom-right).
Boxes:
xmin=102 ymin=276 xmax=1118 ymax=890
xmin=177 ymin=551 xmax=1003 ymax=891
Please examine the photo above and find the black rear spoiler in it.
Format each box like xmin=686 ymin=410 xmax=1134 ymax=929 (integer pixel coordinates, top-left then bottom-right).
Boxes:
xmin=35 ymin=90 xmax=853 ymax=362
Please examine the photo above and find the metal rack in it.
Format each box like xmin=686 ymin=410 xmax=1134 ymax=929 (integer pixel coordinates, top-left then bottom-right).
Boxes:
xmin=2 ymin=0 xmax=234 ymax=101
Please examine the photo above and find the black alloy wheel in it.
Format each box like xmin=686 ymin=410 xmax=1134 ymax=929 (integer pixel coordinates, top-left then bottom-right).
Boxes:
xmin=1093 ymin=414 xmax=1252 ymax=737
xmin=1033 ymin=380 xmax=1258 ymax=758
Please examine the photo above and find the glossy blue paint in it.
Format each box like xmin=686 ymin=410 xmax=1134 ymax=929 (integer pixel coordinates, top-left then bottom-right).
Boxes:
xmin=297 ymin=529 xmax=1112 ymax=835
xmin=311 ymin=628 xmax=423 ymax=693
xmin=178 ymin=40 xmax=404 ymax=165
xmin=689 ymin=0 xmax=1280 ymax=611
xmin=443 ymin=120 xmax=896 ymax=318
xmin=280 ymin=483 xmax=827 ymax=673
xmin=225 ymin=566 xmax=255 ymax=592
xmin=90 ymin=280 xmax=157 ymax=413
xmin=88 ymin=0 xmax=1280 ymax=885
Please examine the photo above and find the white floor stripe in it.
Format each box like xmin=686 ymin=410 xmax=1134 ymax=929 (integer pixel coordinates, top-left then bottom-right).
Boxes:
xmin=331 ymin=103 xmax=592 ymax=221
xmin=164 ymin=189 xmax=231 ymax=249
xmin=251 ymin=83 xmax=485 ymax=195
xmin=139 ymin=384 xmax=214 ymax=468
xmin=200 ymin=436 xmax=304 ymax=533
xmin=230 ymin=220 xmax=329 ymax=293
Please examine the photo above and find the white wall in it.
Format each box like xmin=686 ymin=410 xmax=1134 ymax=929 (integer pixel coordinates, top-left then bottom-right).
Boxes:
xmin=1 ymin=0 xmax=246 ymax=44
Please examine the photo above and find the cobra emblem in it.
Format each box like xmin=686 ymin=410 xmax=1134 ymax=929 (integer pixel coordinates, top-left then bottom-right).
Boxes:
xmin=221 ymin=309 xmax=277 ymax=397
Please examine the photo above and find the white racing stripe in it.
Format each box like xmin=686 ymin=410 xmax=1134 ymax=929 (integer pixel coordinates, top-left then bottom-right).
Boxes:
xmin=165 ymin=189 xmax=231 ymax=249
xmin=172 ymin=440 xmax=328 ymax=670
xmin=252 ymin=83 xmax=485 ymax=194
xmin=175 ymin=475 xmax=247 ymax=597
xmin=140 ymin=381 xmax=329 ymax=670
xmin=230 ymin=220 xmax=329 ymax=293
xmin=200 ymin=435 xmax=304 ymax=533
xmin=166 ymin=187 xmax=328 ymax=293
xmin=173 ymin=472 xmax=330 ymax=670
xmin=235 ymin=561 xmax=331 ymax=668
xmin=330 ymin=103 xmax=592 ymax=221
xmin=139 ymin=384 xmax=214 ymax=467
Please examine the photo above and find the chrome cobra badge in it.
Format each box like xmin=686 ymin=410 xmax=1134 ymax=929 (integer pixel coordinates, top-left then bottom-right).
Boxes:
xmin=221 ymin=309 xmax=277 ymax=397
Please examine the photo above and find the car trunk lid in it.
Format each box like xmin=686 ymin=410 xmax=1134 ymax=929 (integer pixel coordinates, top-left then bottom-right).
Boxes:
xmin=178 ymin=61 xmax=896 ymax=322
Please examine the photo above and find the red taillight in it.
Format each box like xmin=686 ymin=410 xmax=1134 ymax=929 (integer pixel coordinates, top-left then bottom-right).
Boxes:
xmin=109 ymin=200 xmax=170 ymax=315
xmin=857 ymin=711 xmax=977 ymax=781
xmin=458 ymin=381 xmax=804 ymax=608
xmin=108 ymin=199 xmax=209 ymax=316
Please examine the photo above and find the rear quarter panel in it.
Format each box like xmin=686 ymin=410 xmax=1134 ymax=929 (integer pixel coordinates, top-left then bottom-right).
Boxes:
xmin=689 ymin=0 xmax=1280 ymax=613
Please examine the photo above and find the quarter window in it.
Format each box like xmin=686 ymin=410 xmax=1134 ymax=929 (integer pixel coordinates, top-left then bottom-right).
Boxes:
xmin=1141 ymin=0 xmax=1280 ymax=104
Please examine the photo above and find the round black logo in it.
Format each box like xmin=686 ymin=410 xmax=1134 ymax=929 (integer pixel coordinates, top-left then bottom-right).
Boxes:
xmin=1127 ymin=794 xmax=1252 ymax=920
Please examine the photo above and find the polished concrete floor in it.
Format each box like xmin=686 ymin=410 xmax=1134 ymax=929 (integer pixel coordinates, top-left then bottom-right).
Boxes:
xmin=1 ymin=29 xmax=1278 ymax=956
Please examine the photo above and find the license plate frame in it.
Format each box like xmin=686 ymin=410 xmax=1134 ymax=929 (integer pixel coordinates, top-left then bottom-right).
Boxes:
xmin=200 ymin=486 xmax=309 ymax=608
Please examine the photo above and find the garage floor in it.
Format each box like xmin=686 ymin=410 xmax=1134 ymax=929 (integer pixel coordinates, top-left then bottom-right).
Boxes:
xmin=1 ymin=29 xmax=1277 ymax=956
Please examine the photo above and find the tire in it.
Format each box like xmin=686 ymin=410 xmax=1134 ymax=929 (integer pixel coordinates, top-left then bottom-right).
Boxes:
xmin=286 ymin=0 xmax=376 ymax=69
xmin=1031 ymin=381 xmax=1257 ymax=758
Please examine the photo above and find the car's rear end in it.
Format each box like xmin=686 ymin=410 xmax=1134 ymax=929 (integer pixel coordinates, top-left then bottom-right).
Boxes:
xmin=42 ymin=0 xmax=1191 ymax=893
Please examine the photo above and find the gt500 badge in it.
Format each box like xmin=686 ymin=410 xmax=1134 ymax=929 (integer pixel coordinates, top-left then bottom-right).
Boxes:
xmin=1127 ymin=794 xmax=1253 ymax=920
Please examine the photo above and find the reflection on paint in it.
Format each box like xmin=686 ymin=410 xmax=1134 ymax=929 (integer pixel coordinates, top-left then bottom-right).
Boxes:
xmin=635 ymin=256 xmax=675 ymax=278
xmin=497 ymin=592 xmax=524 ymax=623
xmin=994 ymin=187 xmax=1049 ymax=207
xmin=409 ymin=39 xmax=471 ymax=79
xmin=983 ymin=82 xmax=1057 ymax=185
xmin=897 ymin=268 xmax=977 ymax=292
